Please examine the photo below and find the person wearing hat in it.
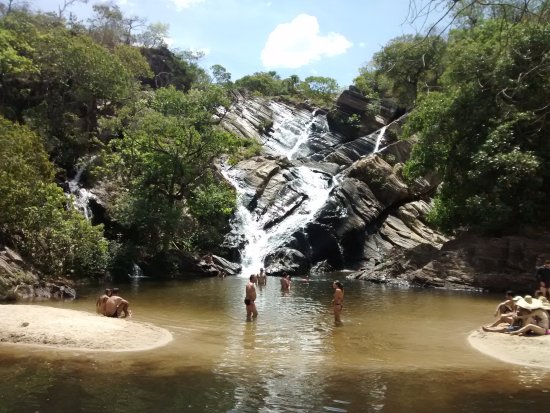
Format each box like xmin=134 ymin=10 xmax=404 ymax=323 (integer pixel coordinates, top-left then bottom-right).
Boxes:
xmin=481 ymin=295 xmax=532 ymax=333
xmin=508 ymin=296 xmax=550 ymax=336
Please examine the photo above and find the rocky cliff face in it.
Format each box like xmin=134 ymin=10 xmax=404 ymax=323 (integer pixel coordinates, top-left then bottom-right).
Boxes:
xmin=221 ymin=91 xmax=448 ymax=278
xmin=0 ymin=247 xmax=76 ymax=301
xmin=221 ymin=90 xmax=547 ymax=293
xmin=351 ymin=232 xmax=550 ymax=293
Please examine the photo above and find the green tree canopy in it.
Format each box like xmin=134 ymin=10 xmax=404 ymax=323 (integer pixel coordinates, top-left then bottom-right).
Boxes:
xmin=0 ymin=116 xmax=109 ymax=277
xmin=403 ymin=19 xmax=550 ymax=233
xmin=99 ymin=85 xmax=240 ymax=256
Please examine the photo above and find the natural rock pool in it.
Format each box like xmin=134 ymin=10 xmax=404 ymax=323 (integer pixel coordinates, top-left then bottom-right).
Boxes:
xmin=1 ymin=276 xmax=549 ymax=412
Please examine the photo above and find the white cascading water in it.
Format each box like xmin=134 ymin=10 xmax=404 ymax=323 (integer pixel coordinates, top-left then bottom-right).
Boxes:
xmin=373 ymin=125 xmax=387 ymax=153
xmin=224 ymin=102 xmax=335 ymax=276
xmin=67 ymin=156 xmax=97 ymax=220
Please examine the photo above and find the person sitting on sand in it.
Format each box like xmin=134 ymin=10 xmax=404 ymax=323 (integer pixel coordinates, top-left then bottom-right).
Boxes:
xmin=508 ymin=296 xmax=550 ymax=336
xmin=96 ymin=288 xmax=112 ymax=315
xmin=483 ymin=296 xmax=531 ymax=333
xmin=494 ymin=290 xmax=517 ymax=317
xmin=104 ymin=288 xmax=131 ymax=318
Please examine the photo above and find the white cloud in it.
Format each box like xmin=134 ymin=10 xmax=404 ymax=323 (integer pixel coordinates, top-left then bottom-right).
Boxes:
xmin=261 ymin=14 xmax=352 ymax=69
xmin=170 ymin=0 xmax=205 ymax=11
xmin=359 ymin=42 xmax=366 ymax=48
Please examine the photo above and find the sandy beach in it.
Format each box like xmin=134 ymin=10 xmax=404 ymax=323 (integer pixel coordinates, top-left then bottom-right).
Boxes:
xmin=469 ymin=328 xmax=550 ymax=369
xmin=0 ymin=304 xmax=173 ymax=352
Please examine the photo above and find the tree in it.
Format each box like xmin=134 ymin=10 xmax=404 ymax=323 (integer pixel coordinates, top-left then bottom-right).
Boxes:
xmin=298 ymin=76 xmax=340 ymax=105
xmin=99 ymin=85 xmax=240 ymax=255
xmin=0 ymin=116 xmax=109 ymax=277
xmin=210 ymin=64 xmax=232 ymax=86
xmin=234 ymin=71 xmax=284 ymax=96
xmin=403 ymin=19 xmax=550 ymax=233
xmin=139 ymin=22 xmax=169 ymax=48
xmin=368 ymin=34 xmax=446 ymax=108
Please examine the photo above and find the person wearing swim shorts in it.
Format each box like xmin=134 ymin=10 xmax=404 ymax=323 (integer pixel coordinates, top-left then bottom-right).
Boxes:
xmin=332 ymin=281 xmax=344 ymax=326
xmin=245 ymin=274 xmax=258 ymax=321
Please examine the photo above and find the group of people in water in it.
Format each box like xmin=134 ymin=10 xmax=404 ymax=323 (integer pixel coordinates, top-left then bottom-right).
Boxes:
xmin=96 ymin=288 xmax=131 ymax=318
xmin=244 ymin=268 xmax=344 ymax=325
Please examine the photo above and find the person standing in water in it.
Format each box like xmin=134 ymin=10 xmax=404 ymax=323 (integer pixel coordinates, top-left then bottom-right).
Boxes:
xmin=280 ymin=272 xmax=291 ymax=292
xmin=332 ymin=281 xmax=344 ymax=326
xmin=257 ymin=268 xmax=267 ymax=286
xmin=245 ymin=274 xmax=258 ymax=321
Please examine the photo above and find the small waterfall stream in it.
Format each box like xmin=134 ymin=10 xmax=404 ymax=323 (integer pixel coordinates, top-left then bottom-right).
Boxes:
xmin=373 ymin=125 xmax=387 ymax=153
xmin=67 ymin=156 xmax=96 ymax=220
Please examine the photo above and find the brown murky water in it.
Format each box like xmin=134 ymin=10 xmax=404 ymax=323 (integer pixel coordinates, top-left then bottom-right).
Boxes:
xmin=1 ymin=275 xmax=550 ymax=412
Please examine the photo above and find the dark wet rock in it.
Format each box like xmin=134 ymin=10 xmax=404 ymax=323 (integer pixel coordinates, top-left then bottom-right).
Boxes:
xmin=351 ymin=232 xmax=550 ymax=293
xmin=264 ymin=247 xmax=308 ymax=276
xmin=0 ymin=247 xmax=40 ymax=301
xmin=144 ymin=250 xmax=241 ymax=278
xmin=13 ymin=280 xmax=76 ymax=301
xmin=310 ymin=260 xmax=335 ymax=274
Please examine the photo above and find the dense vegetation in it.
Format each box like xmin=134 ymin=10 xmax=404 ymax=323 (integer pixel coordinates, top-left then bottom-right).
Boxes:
xmin=0 ymin=3 xmax=251 ymax=279
xmin=1 ymin=0 xmax=548 ymax=283
xmin=354 ymin=0 xmax=550 ymax=234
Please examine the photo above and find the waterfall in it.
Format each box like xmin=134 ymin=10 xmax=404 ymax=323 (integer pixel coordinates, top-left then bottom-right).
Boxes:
xmin=67 ymin=156 xmax=96 ymax=220
xmin=224 ymin=165 xmax=334 ymax=276
xmin=373 ymin=125 xmax=387 ymax=153
xmin=129 ymin=263 xmax=148 ymax=279
xmin=223 ymin=103 xmax=336 ymax=276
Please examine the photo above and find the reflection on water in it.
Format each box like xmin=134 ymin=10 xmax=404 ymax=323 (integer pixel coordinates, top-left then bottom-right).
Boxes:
xmin=1 ymin=276 xmax=550 ymax=412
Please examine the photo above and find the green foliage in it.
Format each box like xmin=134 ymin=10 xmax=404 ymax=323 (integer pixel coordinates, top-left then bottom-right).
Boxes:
xmin=114 ymin=44 xmax=153 ymax=79
xmin=99 ymin=85 xmax=240 ymax=255
xmin=0 ymin=117 xmax=109 ymax=277
xmin=210 ymin=64 xmax=232 ymax=86
xmin=139 ymin=22 xmax=169 ymax=48
xmin=298 ymin=76 xmax=340 ymax=106
xmin=188 ymin=174 xmax=236 ymax=249
xmin=403 ymin=19 xmax=550 ymax=233
xmin=235 ymin=71 xmax=284 ymax=96
xmin=371 ymin=34 xmax=446 ymax=107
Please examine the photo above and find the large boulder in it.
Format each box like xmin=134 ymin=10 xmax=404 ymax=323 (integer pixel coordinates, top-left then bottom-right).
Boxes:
xmin=352 ymin=232 xmax=550 ymax=292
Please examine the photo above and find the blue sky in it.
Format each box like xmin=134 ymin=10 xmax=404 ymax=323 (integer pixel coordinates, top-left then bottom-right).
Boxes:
xmin=34 ymin=0 xmax=444 ymax=88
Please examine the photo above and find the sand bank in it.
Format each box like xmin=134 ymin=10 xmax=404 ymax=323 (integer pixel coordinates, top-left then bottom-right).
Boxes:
xmin=469 ymin=329 xmax=550 ymax=369
xmin=0 ymin=304 xmax=172 ymax=352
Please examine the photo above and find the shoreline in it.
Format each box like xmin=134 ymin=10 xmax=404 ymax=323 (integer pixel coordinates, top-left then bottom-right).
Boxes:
xmin=0 ymin=304 xmax=173 ymax=353
xmin=468 ymin=329 xmax=550 ymax=369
